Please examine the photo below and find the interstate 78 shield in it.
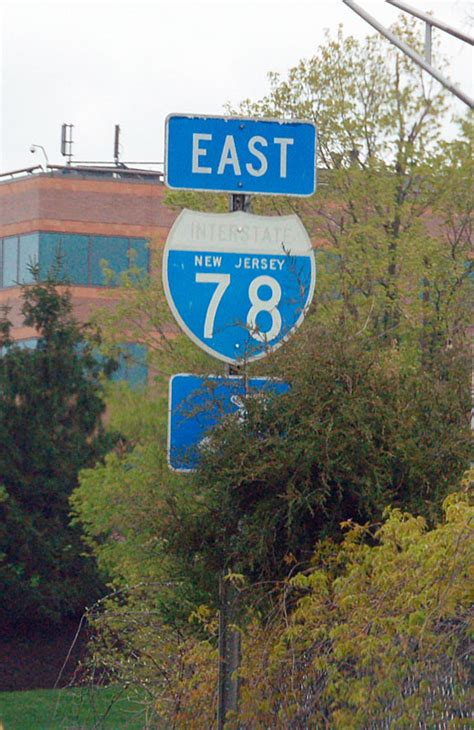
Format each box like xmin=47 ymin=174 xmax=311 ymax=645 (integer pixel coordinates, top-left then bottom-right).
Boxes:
xmin=162 ymin=209 xmax=316 ymax=364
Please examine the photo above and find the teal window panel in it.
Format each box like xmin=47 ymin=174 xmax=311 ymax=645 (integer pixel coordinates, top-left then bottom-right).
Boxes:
xmin=315 ymin=249 xmax=342 ymax=301
xmin=0 ymin=338 xmax=37 ymax=356
xmin=112 ymin=343 xmax=148 ymax=387
xmin=90 ymin=236 xmax=129 ymax=285
xmin=19 ymin=233 xmax=40 ymax=284
xmin=465 ymin=260 xmax=473 ymax=283
xmin=17 ymin=338 xmax=38 ymax=350
xmin=38 ymin=233 xmax=62 ymax=279
xmin=128 ymin=238 xmax=149 ymax=274
xmin=0 ymin=336 xmax=146 ymax=388
xmin=39 ymin=233 xmax=89 ymax=284
xmin=3 ymin=236 xmax=18 ymax=287
xmin=112 ymin=359 xmax=128 ymax=382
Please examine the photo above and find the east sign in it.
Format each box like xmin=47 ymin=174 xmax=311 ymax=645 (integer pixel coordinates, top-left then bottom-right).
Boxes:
xmin=165 ymin=114 xmax=317 ymax=196
xmin=162 ymin=209 xmax=316 ymax=364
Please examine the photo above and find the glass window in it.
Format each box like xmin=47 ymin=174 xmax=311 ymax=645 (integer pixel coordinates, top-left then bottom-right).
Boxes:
xmin=19 ymin=233 xmax=40 ymax=284
xmin=17 ymin=338 xmax=38 ymax=350
xmin=3 ymin=236 xmax=18 ymax=287
xmin=90 ymin=236 xmax=129 ymax=285
xmin=128 ymin=238 xmax=149 ymax=274
xmin=112 ymin=343 xmax=147 ymax=387
xmin=315 ymin=249 xmax=342 ymax=301
xmin=39 ymin=233 xmax=89 ymax=284
xmin=39 ymin=232 xmax=67 ymax=280
xmin=0 ymin=239 xmax=3 ymax=287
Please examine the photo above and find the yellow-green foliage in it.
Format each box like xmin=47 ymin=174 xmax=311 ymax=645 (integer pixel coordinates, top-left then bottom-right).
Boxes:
xmin=235 ymin=479 xmax=473 ymax=729
xmin=128 ymin=478 xmax=471 ymax=728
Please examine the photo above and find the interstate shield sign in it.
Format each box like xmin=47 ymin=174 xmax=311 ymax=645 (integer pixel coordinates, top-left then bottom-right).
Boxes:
xmin=162 ymin=209 xmax=316 ymax=364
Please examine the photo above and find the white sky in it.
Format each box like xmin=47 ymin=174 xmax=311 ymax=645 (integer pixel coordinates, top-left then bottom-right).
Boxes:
xmin=0 ymin=0 xmax=472 ymax=173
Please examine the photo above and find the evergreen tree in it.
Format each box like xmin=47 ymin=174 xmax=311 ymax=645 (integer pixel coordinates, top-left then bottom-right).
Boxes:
xmin=0 ymin=272 xmax=117 ymax=626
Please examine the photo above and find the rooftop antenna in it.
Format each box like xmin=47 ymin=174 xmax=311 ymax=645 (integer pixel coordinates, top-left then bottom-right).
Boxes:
xmin=342 ymin=0 xmax=474 ymax=108
xmin=114 ymin=124 xmax=121 ymax=166
xmin=60 ymin=123 xmax=74 ymax=164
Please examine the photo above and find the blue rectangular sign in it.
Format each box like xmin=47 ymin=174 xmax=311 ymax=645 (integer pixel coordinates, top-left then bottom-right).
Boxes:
xmin=168 ymin=373 xmax=290 ymax=471
xmin=165 ymin=114 xmax=316 ymax=197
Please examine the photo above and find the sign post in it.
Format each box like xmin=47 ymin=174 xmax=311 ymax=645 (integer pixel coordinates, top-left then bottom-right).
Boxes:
xmin=163 ymin=113 xmax=317 ymax=729
xmin=218 ymin=191 xmax=251 ymax=729
xmin=217 ymin=570 xmax=241 ymax=730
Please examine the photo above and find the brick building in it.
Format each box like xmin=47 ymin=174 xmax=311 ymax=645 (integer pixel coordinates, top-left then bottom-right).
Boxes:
xmin=0 ymin=164 xmax=178 ymax=384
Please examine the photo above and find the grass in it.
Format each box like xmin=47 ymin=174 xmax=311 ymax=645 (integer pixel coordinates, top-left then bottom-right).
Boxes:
xmin=0 ymin=686 xmax=153 ymax=729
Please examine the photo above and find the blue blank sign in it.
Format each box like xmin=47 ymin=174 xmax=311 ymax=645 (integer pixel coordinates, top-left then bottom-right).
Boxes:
xmin=165 ymin=115 xmax=317 ymax=197
xmin=168 ymin=374 xmax=290 ymax=471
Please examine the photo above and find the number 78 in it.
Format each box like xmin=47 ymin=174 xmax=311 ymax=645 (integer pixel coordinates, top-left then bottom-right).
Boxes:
xmin=195 ymin=273 xmax=282 ymax=342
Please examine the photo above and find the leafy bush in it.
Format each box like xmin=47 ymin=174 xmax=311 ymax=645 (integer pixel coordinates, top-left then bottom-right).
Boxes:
xmin=79 ymin=477 xmax=472 ymax=729
xmin=168 ymin=323 xmax=471 ymax=586
xmin=235 ymin=478 xmax=473 ymax=729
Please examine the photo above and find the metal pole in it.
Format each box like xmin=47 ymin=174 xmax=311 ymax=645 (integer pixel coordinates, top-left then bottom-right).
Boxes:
xmin=424 ymin=22 xmax=432 ymax=64
xmin=217 ymin=572 xmax=241 ymax=729
xmin=114 ymin=125 xmax=121 ymax=166
xmin=229 ymin=193 xmax=251 ymax=213
xmin=342 ymin=0 xmax=474 ymax=109
xmin=385 ymin=0 xmax=474 ymax=46
xmin=217 ymin=191 xmax=251 ymax=729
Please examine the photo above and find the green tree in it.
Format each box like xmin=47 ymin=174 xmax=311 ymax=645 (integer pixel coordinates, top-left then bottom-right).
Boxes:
xmin=165 ymin=322 xmax=470 ymax=586
xmin=234 ymin=22 xmax=471 ymax=356
xmin=71 ymin=370 xmax=216 ymax=628
xmin=0 ymin=273 xmax=118 ymax=626
xmin=73 ymin=19 xmax=471 ymax=617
